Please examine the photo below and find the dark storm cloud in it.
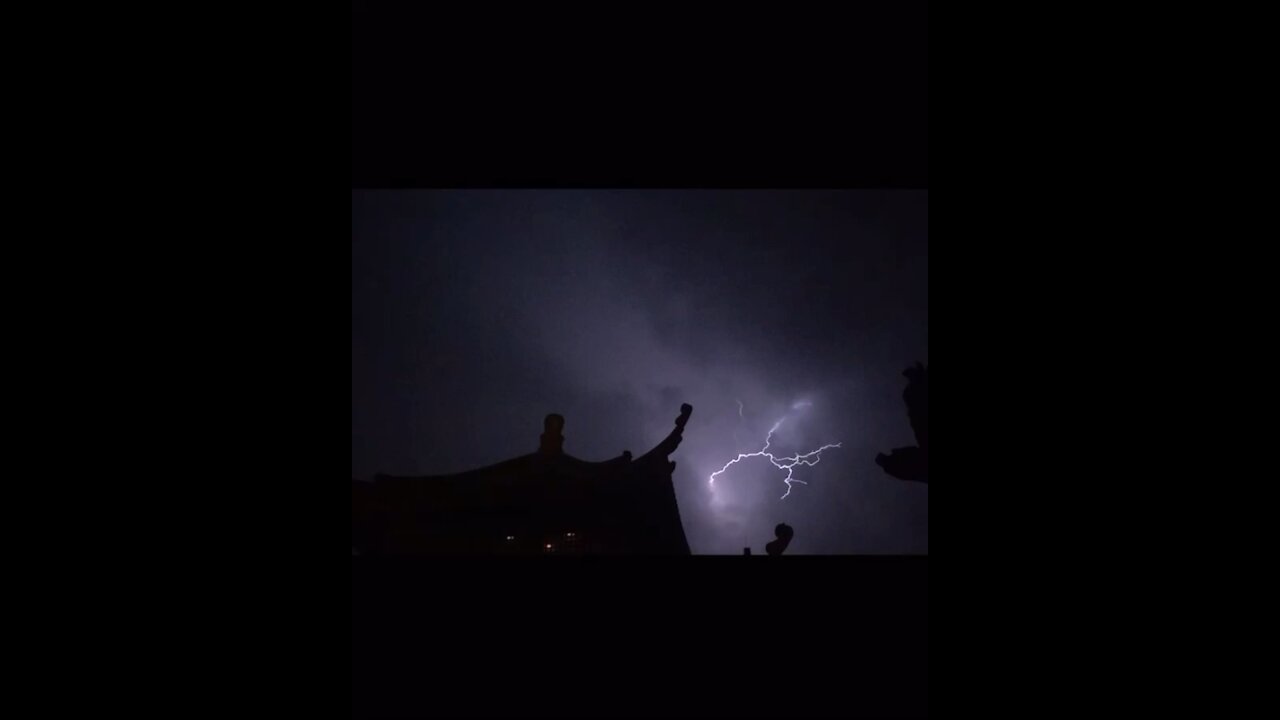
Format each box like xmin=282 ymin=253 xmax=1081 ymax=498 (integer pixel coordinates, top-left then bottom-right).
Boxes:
xmin=352 ymin=190 xmax=928 ymax=554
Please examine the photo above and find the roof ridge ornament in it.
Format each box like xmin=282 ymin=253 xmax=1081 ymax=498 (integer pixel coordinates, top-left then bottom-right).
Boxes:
xmin=539 ymin=413 xmax=565 ymax=455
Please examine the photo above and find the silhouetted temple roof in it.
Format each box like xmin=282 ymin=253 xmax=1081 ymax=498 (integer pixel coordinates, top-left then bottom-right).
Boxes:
xmin=352 ymin=404 xmax=693 ymax=554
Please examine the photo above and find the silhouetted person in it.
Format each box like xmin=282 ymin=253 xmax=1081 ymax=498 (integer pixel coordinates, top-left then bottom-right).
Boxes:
xmin=766 ymin=523 xmax=794 ymax=555
xmin=876 ymin=362 xmax=928 ymax=484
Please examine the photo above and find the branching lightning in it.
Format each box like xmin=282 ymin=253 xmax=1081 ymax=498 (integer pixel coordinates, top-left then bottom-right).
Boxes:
xmin=710 ymin=406 xmax=841 ymax=500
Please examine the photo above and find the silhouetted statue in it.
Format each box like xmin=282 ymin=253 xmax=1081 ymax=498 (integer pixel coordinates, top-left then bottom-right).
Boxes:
xmin=539 ymin=413 xmax=565 ymax=455
xmin=902 ymin=362 xmax=928 ymax=451
xmin=876 ymin=362 xmax=929 ymax=484
xmin=875 ymin=446 xmax=928 ymax=483
xmin=765 ymin=523 xmax=794 ymax=555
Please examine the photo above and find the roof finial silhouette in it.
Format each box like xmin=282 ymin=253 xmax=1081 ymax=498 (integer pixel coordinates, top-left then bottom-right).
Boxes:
xmin=766 ymin=523 xmax=794 ymax=555
xmin=540 ymin=413 xmax=565 ymax=455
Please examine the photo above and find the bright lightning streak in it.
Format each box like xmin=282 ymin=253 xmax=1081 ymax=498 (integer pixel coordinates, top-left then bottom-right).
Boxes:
xmin=709 ymin=412 xmax=841 ymax=500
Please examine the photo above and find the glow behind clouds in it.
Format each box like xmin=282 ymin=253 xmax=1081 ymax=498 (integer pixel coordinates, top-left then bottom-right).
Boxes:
xmin=352 ymin=190 xmax=928 ymax=554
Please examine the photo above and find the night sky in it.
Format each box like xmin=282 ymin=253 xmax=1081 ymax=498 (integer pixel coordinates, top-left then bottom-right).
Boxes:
xmin=352 ymin=190 xmax=928 ymax=554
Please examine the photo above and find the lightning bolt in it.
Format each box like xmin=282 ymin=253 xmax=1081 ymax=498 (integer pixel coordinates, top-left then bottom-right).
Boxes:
xmin=709 ymin=409 xmax=841 ymax=500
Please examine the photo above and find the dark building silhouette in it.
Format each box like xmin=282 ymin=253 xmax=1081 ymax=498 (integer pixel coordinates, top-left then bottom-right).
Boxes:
xmin=352 ymin=404 xmax=694 ymax=554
